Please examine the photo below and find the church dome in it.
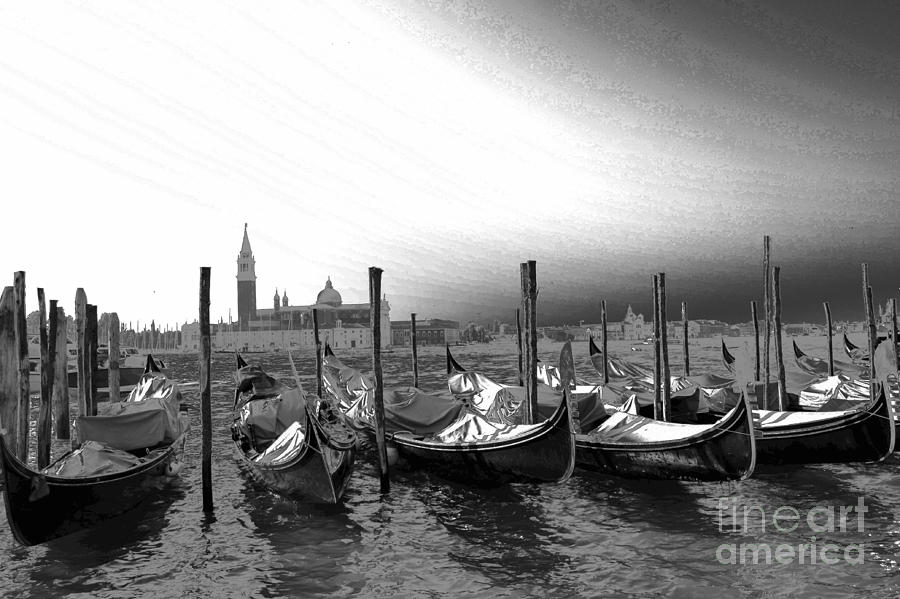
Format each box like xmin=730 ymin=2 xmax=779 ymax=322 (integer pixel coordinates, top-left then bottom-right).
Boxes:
xmin=316 ymin=277 xmax=342 ymax=307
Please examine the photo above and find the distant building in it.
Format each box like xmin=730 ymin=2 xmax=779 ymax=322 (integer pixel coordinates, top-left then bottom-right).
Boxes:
xmin=391 ymin=318 xmax=460 ymax=346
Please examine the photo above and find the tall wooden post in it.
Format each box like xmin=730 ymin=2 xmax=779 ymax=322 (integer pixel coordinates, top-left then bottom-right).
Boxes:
xmin=772 ymin=267 xmax=787 ymax=410
xmin=37 ymin=290 xmax=53 ymax=469
xmin=410 ymin=313 xmax=419 ymax=388
xmin=681 ymin=301 xmax=690 ymax=377
xmin=600 ymin=299 xmax=609 ymax=384
xmin=87 ymin=304 xmax=98 ymax=414
xmin=652 ymin=275 xmax=661 ymax=420
xmin=13 ymin=272 xmax=29 ymax=461
xmin=862 ymin=264 xmax=877 ymax=400
xmin=823 ymin=302 xmax=834 ymax=376
xmin=658 ymin=273 xmax=671 ymax=421
xmin=762 ymin=235 xmax=771 ymax=410
xmin=75 ymin=288 xmax=88 ymax=420
xmin=0 ymin=288 xmax=18 ymax=453
xmin=520 ymin=261 xmax=538 ymax=425
xmin=53 ymin=306 xmax=70 ymax=439
xmin=312 ymin=308 xmax=322 ymax=398
xmin=515 ymin=308 xmax=524 ymax=387
xmin=108 ymin=313 xmax=120 ymax=400
xmin=751 ymin=300 xmax=760 ymax=382
xmin=892 ymin=298 xmax=899 ymax=373
xmin=369 ymin=267 xmax=389 ymax=493
xmin=200 ymin=267 xmax=213 ymax=513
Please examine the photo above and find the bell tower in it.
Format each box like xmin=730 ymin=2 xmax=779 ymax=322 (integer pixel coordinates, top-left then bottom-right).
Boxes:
xmin=236 ymin=223 xmax=257 ymax=330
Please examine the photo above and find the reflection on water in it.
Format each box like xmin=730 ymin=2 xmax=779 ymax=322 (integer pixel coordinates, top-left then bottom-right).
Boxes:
xmin=0 ymin=338 xmax=898 ymax=597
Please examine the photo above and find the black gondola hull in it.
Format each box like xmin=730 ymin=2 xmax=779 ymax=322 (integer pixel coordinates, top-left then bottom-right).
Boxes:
xmin=575 ymin=394 xmax=756 ymax=481
xmin=390 ymin=397 xmax=576 ymax=486
xmin=0 ymin=435 xmax=186 ymax=546
xmin=755 ymin=387 xmax=895 ymax=465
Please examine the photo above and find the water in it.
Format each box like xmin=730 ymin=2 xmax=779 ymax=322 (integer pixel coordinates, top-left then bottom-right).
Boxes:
xmin=1 ymin=336 xmax=899 ymax=598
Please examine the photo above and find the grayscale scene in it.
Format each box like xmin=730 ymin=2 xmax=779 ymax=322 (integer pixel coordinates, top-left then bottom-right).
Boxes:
xmin=0 ymin=2 xmax=899 ymax=598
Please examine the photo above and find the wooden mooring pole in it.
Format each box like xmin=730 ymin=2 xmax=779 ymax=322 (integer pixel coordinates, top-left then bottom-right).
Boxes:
xmin=892 ymin=298 xmax=899 ymax=373
xmin=411 ymin=312 xmax=419 ymax=388
xmin=515 ymin=308 xmax=524 ymax=387
xmin=772 ymin=267 xmax=787 ymax=410
xmin=369 ymin=266 xmax=390 ymax=493
xmin=0 ymin=288 xmax=18 ymax=453
xmin=652 ymin=275 xmax=661 ymax=420
xmin=109 ymin=313 xmax=120 ymax=400
xmin=824 ymin=302 xmax=834 ymax=376
xmin=37 ymin=289 xmax=53 ymax=469
xmin=75 ymin=288 xmax=88 ymax=424
xmin=658 ymin=273 xmax=671 ymax=421
xmin=200 ymin=267 xmax=213 ymax=513
xmin=751 ymin=300 xmax=760 ymax=382
xmin=862 ymin=264 xmax=877 ymax=401
xmin=87 ymin=304 xmax=98 ymax=414
xmin=13 ymin=272 xmax=29 ymax=461
xmin=600 ymin=299 xmax=609 ymax=385
xmin=312 ymin=308 xmax=322 ymax=398
xmin=520 ymin=261 xmax=538 ymax=425
xmin=681 ymin=301 xmax=690 ymax=377
xmin=53 ymin=305 xmax=70 ymax=440
xmin=762 ymin=236 xmax=771 ymax=410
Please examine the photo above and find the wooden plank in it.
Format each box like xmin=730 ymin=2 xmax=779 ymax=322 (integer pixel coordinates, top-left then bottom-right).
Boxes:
xmin=13 ymin=272 xmax=29 ymax=461
xmin=53 ymin=305 xmax=70 ymax=440
xmin=37 ymin=290 xmax=52 ymax=469
xmin=200 ymin=267 xmax=213 ymax=512
xmin=0 ymin=287 xmax=18 ymax=453
xmin=369 ymin=266 xmax=389 ymax=493
xmin=108 ymin=312 xmax=120 ymax=400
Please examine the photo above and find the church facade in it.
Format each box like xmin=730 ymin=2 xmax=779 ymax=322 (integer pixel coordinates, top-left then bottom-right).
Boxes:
xmin=181 ymin=225 xmax=390 ymax=351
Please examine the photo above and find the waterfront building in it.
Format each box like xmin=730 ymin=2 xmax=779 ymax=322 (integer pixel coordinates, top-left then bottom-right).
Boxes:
xmin=391 ymin=318 xmax=460 ymax=346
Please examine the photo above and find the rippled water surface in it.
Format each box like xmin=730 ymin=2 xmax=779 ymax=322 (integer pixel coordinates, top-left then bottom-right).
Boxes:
xmin=1 ymin=336 xmax=899 ymax=598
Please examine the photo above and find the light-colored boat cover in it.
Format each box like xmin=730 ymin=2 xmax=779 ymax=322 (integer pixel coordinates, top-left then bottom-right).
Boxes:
xmin=254 ymin=420 xmax=307 ymax=466
xmin=426 ymin=410 xmax=545 ymax=444
xmin=239 ymin=388 xmax=306 ymax=446
xmin=587 ymin=411 xmax=716 ymax=444
xmin=42 ymin=440 xmax=146 ymax=477
xmin=77 ymin=374 xmax=184 ymax=451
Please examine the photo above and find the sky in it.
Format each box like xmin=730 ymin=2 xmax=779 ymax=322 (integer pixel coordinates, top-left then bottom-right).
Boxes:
xmin=1 ymin=0 xmax=898 ymax=329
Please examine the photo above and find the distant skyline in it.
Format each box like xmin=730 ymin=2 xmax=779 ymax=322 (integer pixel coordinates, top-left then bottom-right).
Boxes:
xmin=2 ymin=1 xmax=898 ymax=329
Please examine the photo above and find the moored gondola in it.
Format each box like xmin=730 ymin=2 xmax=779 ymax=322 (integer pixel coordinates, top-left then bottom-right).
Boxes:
xmin=0 ymin=355 xmax=188 ymax=546
xmin=231 ymin=354 xmax=357 ymax=503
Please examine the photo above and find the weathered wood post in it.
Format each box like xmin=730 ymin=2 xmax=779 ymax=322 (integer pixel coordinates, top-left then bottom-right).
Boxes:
xmin=762 ymin=235 xmax=771 ymax=410
xmin=37 ymin=290 xmax=53 ymax=469
xmin=108 ymin=313 xmax=120 ymax=400
xmin=751 ymin=300 xmax=760 ymax=382
xmin=410 ymin=313 xmax=419 ymax=388
xmin=681 ymin=301 xmax=690 ymax=377
xmin=75 ymin=288 xmax=88 ymax=421
xmin=823 ymin=302 xmax=834 ymax=376
xmin=515 ymin=308 xmax=524 ymax=387
xmin=772 ymin=267 xmax=787 ymax=410
xmin=369 ymin=266 xmax=390 ymax=493
xmin=0 ymin=288 xmax=18 ymax=452
xmin=312 ymin=308 xmax=322 ymax=398
xmin=87 ymin=304 xmax=98 ymax=414
xmin=520 ymin=261 xmax=538 ymax=424
xmin=53 ymin=305 xmax=70 ymax=440
xmin=652 ymin=275 xmax=661 ymax=420
xmin=862 ymin=264 xmax=877 ymax=401
xmin=600 ymin=299 xmax=609 ymax=385
xmin=892 ymin=298 xmax=899 ymax=373
xmin=13 ymin=272 xmax=29 ymax=461
xmin=658 ymin=273 xmax=671 ymax=421
xmin=200 ymin=267 xmax=213 ymax=513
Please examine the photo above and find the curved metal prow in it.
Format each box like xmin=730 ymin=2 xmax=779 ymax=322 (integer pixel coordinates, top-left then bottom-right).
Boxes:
xmin=236 ymin=353 xmax=248 ymax=369
xmin=143 ymin=354 xmax=162 ymax=374
xmin=446 ymin=344 xmax=466 ymax=374
xmin=324 ymin=343 xmax=334 ymax=357
xmin=792 ymin=339 xmax=806 ymax=359
xmin=721 ymin=338 xmax=735 ymax=372
xmin=588 ymin=335 xmax=601 ymax=357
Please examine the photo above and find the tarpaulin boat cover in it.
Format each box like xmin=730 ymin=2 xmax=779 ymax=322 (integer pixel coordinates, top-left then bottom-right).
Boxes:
xmin=345 ymin=386 xmax=467 ymax=434
xmin=239 ymin=388 xmax=306 ymax=446
xmin=427 ymin=409 xmax=545 ymax=444
xmin=254 ymin=421 xmax=307 ymax=466
xmin=587 ymin=411 xmax=717 ymax=444
xmin=42 ymin=440 xmax=146 ymax=477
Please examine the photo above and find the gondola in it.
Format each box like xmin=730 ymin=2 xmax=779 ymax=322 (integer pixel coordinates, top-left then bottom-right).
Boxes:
xmin=0 ymin=355 xmax=188 ymax=546
xmin=325 ymin=345 xmax=577 ymax=486
xmin=447 ymin=344 xmax=757 ymax=481
xmin=231 ymin=354 xmax=357 ymax=503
